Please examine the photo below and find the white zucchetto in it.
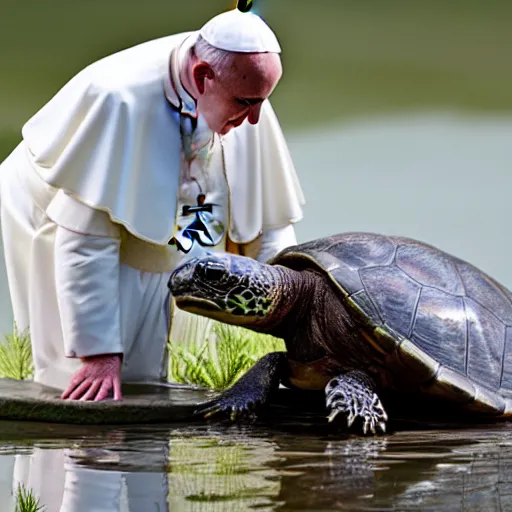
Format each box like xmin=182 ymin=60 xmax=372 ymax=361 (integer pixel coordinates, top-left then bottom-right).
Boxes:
xmin=199 ymin=8 xmax=281 ymax=53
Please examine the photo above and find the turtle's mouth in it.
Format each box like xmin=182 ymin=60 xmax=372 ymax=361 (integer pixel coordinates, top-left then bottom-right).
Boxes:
xmin=174 ymin=297 xmax=222 ymax=315
xmin=174 ymin=295 xmax=271 ymax=328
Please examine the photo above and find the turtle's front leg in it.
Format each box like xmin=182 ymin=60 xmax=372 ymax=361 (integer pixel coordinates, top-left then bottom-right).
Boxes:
xmin=194 ymin=351 xmax=286 ymax=421
xmin=325 ymin=370 xmax=388 ymax=435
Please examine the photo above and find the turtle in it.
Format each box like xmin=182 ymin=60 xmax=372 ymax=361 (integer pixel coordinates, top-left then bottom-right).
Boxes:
xmin=168 ymin=231 xmax=512 ymax=434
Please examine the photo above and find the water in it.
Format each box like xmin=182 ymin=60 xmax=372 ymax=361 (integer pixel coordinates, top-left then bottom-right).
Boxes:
xmin=1 ymin=416 xmax=512 ymax=511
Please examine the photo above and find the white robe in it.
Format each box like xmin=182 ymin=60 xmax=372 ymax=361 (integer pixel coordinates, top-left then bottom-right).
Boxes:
xmin=0 ymin=30 xmax=305 ymax=390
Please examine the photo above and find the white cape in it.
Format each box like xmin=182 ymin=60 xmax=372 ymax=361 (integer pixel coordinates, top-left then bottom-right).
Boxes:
xmin=21 ymin=32 xmax=305 ymax=247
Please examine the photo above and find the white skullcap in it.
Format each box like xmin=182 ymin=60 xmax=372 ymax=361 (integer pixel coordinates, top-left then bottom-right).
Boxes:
xmin=199 ymin=8 xmax=281 ymax=53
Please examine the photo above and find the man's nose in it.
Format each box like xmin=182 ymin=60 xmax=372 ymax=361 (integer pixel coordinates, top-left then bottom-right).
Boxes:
xmin=247 ymin=102 xmax=263 ymax=125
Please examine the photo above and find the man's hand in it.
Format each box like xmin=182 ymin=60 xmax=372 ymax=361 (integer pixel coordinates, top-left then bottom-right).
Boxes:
xmin=60 ymin=353 xmax=123 ymax=401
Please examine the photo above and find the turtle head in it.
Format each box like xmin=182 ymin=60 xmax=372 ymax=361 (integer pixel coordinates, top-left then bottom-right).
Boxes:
xmin=169 ymin=253 xmax=284 ymax=329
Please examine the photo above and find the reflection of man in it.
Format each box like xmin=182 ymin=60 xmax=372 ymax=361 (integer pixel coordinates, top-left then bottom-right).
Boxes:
xmin=0 ymin=8 xmax=305 ymax=400
xmin=12 ymin=440 xmax=170 ymax=511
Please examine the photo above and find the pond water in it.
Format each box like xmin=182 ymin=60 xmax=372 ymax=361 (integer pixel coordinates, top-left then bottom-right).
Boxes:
xmin=0 ymin=415 xmax=512 ymax=511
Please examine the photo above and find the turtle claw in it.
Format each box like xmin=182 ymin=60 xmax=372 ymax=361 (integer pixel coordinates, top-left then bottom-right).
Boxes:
xmin=202 ymin=406 xmax=222 ymax=420
xmin=325 ymin=371 xmax=388 ymax=436
xmin=193 ymin=352 xmax=285 ymax=424
xmin=347 ymin=409 xmax=358 ymax=428
xmin=362 ymin=415 xmax=387 ymax=435
xmin=194 ymin=390 xmax=263 ymax=423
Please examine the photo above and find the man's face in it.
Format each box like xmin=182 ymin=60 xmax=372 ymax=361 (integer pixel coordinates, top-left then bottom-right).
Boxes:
xmin=194 ymin=52 xmax=282 ymax=135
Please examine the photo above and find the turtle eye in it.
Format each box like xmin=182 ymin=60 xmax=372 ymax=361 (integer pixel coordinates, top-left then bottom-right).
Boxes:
xmin=197 ymin=260 xmax=227 ymax=282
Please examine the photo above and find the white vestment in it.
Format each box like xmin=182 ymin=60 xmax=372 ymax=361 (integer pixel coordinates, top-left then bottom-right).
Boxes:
xmin=0 ymin=30 xmax=305 ymax=390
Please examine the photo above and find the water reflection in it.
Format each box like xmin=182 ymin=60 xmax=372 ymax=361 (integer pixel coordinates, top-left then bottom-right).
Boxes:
xmin=10 ymin=426 xmax=170 ymax=511
xmin=168 ymin=430 xmax=280 ymax=511
xmin=1 ymin=418 xmax=512 ymax=511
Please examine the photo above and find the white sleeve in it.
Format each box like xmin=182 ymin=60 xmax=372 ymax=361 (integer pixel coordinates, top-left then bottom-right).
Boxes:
xmin=255 ymin=224 xmax=298 ymax=263
xmin=47 ymin=191 xmax=123 ymax=358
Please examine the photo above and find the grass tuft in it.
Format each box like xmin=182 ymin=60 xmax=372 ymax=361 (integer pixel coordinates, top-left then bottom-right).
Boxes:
xmin=168 ymin=321 xmax=285 ymax=391
xmin=14 ymin=484 xmax=45 ymax=512
xmin=0 ymin=324 xmax=34 ymax=381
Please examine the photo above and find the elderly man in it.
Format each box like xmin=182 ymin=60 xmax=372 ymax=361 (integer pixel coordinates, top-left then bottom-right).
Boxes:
xmin=0 ymin=8 xmax=304 ymax=402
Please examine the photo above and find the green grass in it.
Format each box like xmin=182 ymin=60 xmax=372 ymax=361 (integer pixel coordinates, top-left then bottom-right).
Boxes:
xmin=168 ymin=321 xmax=285 ymax=391
xmin=0 ymin=318 xmax=283 ymax=391
xmin=14 ymin=484 xmax=45 ymax=512
xmin=0 ymin=324 xmax=34 ymax=381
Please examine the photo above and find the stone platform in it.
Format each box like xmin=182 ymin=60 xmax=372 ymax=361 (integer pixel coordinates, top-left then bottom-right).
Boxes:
xmin=0 ymin=378 xmax=211 ymax=425
xmin=0 ymin=378 xmax=509 ymax=431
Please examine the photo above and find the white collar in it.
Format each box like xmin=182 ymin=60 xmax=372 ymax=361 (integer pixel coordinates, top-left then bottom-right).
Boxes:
xmin=164 ymin=33 xmax=199 ymax=118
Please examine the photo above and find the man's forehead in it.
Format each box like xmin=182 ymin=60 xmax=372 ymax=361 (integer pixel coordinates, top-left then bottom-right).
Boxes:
xmin=227 ymin=76 xmax=279 ymax=102
xmin=230 ymin=51 xmax=281 ymax=73
xmin=227 ymin=52 xmax=282 ymax=94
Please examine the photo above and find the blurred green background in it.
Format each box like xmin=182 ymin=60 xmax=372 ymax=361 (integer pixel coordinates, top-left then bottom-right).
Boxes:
xmin=1 ymin=0 xmax=512 ymax=333
xmin=2 ymin=0 xmax=511 ymax=154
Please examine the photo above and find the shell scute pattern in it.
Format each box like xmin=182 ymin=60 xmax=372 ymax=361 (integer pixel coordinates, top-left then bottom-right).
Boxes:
xmin=274 ymin=232 xmax=512 ymax=399
xmin=359 ymin=265 xmax=421 ymax=339
xmin=501 ymin=327 xmax=512 ymax=395
xmin=464 ymin=297 xmax=505 ymax=390
xmin=395 ymin=243 xmax=465 ymax=295
xmin=410 ymin=288 xmax=466 ymax=375
xmin=456 ymin=261 xmax=512 ymax=325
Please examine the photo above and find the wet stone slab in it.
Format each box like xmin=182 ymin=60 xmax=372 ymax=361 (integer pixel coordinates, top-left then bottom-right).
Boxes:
xmin=0 ymin=378 xmax=330 ymax=427
xmin=0 ymin=378 xmax=212 ymax=425
xmin=0 ymin=377 xmax=510 ymax=431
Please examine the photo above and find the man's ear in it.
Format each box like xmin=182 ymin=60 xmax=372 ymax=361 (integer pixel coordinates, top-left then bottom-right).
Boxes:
xmin=193 ymin=63 xmax=214 ymax=95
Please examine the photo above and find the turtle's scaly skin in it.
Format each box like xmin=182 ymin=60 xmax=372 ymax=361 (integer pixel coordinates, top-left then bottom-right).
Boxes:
xmin=272 ymin=232 xmax=512 ymax=416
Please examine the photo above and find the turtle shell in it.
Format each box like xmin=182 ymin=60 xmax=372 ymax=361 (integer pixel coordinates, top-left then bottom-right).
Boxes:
xmin=271 ymin=232 xmax=512 ymax=416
